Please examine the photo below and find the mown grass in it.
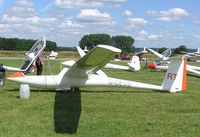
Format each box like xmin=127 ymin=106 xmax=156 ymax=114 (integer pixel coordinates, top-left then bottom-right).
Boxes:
xmin=0 ymin=58 xmax=200 ymax=137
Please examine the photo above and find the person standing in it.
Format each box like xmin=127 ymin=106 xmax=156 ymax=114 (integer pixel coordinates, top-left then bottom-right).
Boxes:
xmin=35 ymin=56 xmax=43 ymax=75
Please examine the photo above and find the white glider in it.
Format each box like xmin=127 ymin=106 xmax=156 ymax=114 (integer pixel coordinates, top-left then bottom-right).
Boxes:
xmin=147 ymin=48 xmax=171 ymax=64
xmin=7 ymin=45 xmax=187 ymax=93
xmin=148 ymin=48 xmax=200 ymax=75
xmin=75 ymin=46 xmax=141 ymax=72
xmin=1 ymin=35 xmax=46 ymax=73
xmin=0 ymin=36 xmax=46 ymax=87
xmin=180 ymin=48 xmax=200 ymax=56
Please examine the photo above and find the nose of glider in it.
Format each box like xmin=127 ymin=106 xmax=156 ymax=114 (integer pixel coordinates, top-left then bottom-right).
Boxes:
xmin=148 ymin=63 xmax=156 ymax=69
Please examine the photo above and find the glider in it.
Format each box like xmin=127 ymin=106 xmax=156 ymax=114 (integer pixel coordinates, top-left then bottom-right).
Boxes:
xmin=148 ymin=48 xmax=200 ymax=75
xmin=7 ymin=45 xmax=187 ymax=93
xmin=0 ymin=36 xmax=46 ymax=87
xmin=180 ymin=48 xmax=200 ymax=56
xmin=74 ymin=46 xmax=141 ymax=72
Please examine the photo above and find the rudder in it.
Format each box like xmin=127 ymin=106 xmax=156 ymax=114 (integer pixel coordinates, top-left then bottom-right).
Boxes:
xmin=128 ymin=56 xmax=140 ymax=71
xmin=161 ymin=57 xmax=187 ymax=93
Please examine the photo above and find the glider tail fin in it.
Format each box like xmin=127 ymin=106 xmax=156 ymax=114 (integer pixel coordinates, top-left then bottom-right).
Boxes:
xmin=197 ymin=48 xmax=200 ymax=53
xmin=128 ymin=56 xmax=140 ymax=71
xmin=161 ymin=57 xmax=187 ymax=93
xmin=76 ymin=46 xmax=86 ymax=57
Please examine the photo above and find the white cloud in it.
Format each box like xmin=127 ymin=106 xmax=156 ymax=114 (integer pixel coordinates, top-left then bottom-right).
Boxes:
xmin=123 ymin=10 xmax=132 ymax=17
xmin=54 ymin=0 xmax=104 ymax=8
xmin=7 ymin=0 xmax=36 ymax=17
xmin=54 ymin=0 xmax=127 ymax=8
xmin=148 ymin=8 xmax=189 ymax=21
xmin=148 ymin=34 xmax=162 ymax=40
xmin=0 ymin=0 xmax=61 ymax=39
xmin=194 ymin=35 xmax=200 ymax=39
xmin=136 ymin=30 xmax=162 ymax=41
xmin=128 ymin=17 xmax=148 ymax=27
xmin=76 ymin=9 xmax=114 ymax=25
xmin=58 ymin=19 xmax=84 ymax=34
xmin=2 ymin=14 xmax=57 ymax=25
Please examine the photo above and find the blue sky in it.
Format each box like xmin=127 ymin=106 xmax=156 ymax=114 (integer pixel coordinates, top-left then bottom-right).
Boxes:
xmin=0 ymin=0 xmax=200 ymax=49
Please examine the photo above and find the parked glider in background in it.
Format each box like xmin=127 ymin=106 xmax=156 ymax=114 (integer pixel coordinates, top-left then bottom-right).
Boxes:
xmin=148 ymin=48 xmax=200 ymax=75
xmin=1 ymin=35 xmax=46 ymax=73
xmin=147 ymin=48 xmax=171 ymax=64
xmin=75 ymin=46 xmax=140 ymax=72
xmin=135 ymin=47 xmax=148 ymax=56
xmin=0 ymin=36 xmax=46 ymax=87
xmin=180 ymin=48 xmax=200 ymax=56
xmin=7 ymin=45 xmax=187 ymax=93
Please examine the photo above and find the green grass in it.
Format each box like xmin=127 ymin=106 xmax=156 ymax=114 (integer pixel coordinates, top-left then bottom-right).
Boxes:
xmin=0 ymin=58 xmax=200 ymax=137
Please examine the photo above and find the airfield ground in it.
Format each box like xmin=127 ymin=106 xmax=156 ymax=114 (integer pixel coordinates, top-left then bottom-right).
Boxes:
xmin=0 ymin=58 xmax=200 ymax=137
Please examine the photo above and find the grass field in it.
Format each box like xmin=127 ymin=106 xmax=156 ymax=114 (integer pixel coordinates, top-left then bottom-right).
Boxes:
xmin=0 ymin=58 xmax=200 ymax=137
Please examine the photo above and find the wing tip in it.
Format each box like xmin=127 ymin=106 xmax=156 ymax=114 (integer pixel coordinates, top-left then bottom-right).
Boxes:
xmin=97 ymin=45 xmax=121 ymax=53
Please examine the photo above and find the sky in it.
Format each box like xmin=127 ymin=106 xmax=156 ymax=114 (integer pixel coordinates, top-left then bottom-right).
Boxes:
xmin=0 ymin=0 xmax=200 ymax=49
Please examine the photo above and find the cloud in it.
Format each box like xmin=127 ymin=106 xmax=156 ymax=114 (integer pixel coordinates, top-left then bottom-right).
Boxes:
xmin=6 ymin=0 xmax=36 ymax=17
xmin=0 ymin=0 xmax=60 ymax=37
xmin=2 ymin=14 xmax=57 ymax=25
xmin=148 ymin=8 xmax=189 ymax=21
xmin=54 ymin=0 xmax=104 ymax=8
xmin=147 ymin=34 xmax=162 ymax=40
xmin=194 ymin=35 xmax=200 ymax=39
xmin=136 ymin=30 xmax=162 ymax=41
xmin=76 ymin=9 xmax=114 ymax=25
xmin=123 ymin=10 xmax=132 ymax=17
xmin=54 ymin=0 xmax=127 ymax=9
xmin=57 ymin=19 xmax=84 ymax=35
xmin=128 ymin=17 xmax=148 ymax=27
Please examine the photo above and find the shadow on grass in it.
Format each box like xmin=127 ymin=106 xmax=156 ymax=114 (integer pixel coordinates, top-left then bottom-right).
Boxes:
xmin=6 ymin=88 xmax=161 ymax=94
xmin=54 ymin=89 xmax=81 ymax=134
xmin=79 ymin=89 xmax=161 ymax=94
xmin=6 ymin=88 xmax=82 ymax=134
xmin=187 ymin=73 xmax=200 ymax=78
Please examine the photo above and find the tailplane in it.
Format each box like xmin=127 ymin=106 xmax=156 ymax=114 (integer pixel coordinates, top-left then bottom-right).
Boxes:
xmin=161 ymin=56 xmax=187 ymax=93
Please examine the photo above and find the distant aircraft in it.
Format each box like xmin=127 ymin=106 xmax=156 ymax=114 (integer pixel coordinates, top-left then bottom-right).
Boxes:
xmin=75 ymin=46 xmax=141 ymax=72
xmin=148 ymin=48 xmax=200 ymax=75
xmin=180 ymin=48 xmax=200 ymax=56
xmin=147 ymin=48 xmax=171 ymax=64
xmin=49 ymin=51 xmax=58 ymax=59
xmin=7 ymin=45 xmax=187 ymax=93
xmin=0 ymin=36 xmax=46 ymax=86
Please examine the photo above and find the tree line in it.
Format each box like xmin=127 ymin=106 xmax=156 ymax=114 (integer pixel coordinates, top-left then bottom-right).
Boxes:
xmin=79 ymin=34 xmax=135 ymax=53
xmin=0 ymin=37 xmax=57 ymax=51
xmin=0 ymin=34 xmax=192 ymax=54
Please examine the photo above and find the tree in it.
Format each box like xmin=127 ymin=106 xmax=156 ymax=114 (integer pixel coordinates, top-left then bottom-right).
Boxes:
xmin=79 ymin=34 xmax=112 ymax=50
xmin=111 ymin=35 xmax=134 ymax=53
xmin=174 ymin=45 xmax=188 ymax=54
xmin=0 ymin=37 xmax=57 ymax=51
xmin=158 ymin=47 xmax=167 ymax=54
xmin=45 ymin=41 xmax=57 ymax=51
